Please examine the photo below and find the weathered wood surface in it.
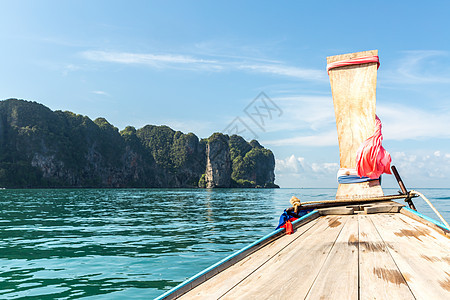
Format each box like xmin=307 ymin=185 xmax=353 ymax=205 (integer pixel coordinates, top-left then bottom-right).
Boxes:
xmin=328 ymin=50 xmax=384 ymax=200
xmin=178 ymin=213 xmax=450 ymax=300
xmin=327 ymin=50 xmax=378 ymax=169
xmin=364 ymin=203 xmax=403 ymax=214
xmin=180 ymin=217 xmax=320 ymax=299
xmin=318 ymin=207 xmax=354 ymax=215
xmin=372 ymin=214 xmax=450 ymax=299
xmin=401 ymin=207 xmax=450 ymax=238
xmin=335 ymin=180 xmax=384 ymax=200
xmin=358 ymin=215 xmax=414 ymax=299
xmin=221 ymin=216 xmax=346 ymax=299
xmin=305 ymin=215 xmax=359 ymax=299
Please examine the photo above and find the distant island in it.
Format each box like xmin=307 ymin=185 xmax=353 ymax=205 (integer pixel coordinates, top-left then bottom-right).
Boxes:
xmin=0 ymin=99 xmax=279 ymax=188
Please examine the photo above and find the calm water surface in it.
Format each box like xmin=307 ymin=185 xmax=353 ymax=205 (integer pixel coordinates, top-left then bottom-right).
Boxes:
xmin=0 ymin=188 xmax=449 ymax=299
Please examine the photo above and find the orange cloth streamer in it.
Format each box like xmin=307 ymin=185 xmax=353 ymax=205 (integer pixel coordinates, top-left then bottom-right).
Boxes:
xmin=284 ymin=220 xmax=294 ymax=235
xmin=356 ymin=115 xmax=392 ymax=179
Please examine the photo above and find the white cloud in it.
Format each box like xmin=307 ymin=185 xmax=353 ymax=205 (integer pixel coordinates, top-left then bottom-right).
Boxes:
xmin=276 ymin=154 xmax=338 ymax=176
xmin=256 ymin=94 xmax=338 ymax=147
xmin=259 ymin=95 xmax=450 ymax=147
xmin=266 ymin=130 xmax=338 ymax=147
xmin=377 ymin=103 xmax=450 ymax=140
xmin=275 ymin=151 xmax=450 ymax=188
xmin=272 ymin=96 xmax=335 ymax=130
xmin=391 ymin=151 xmax=450 ymax=180
xmin=275 ymin=154 xmax=304 ymax=173
xmin=238 ymin=64 xmax=326 ymax=81
xmin=384 ymin=50 xmax=450 ymax=85
xmin=62 ymin=64 xmax=81 ymax=76
xmin=92 ymin=90 xmax=109 ymax=96
xmin=311 ymin=162 xmax=339 ymax=174
xmin=81 ymin=50 xmax=220 ymax=70
xmin=81 ymin=50 xmax=324 ymax=81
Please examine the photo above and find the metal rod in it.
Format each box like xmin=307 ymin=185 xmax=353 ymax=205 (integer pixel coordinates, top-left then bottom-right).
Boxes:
xmin=391 ymin=165 xmax=417 ymax=211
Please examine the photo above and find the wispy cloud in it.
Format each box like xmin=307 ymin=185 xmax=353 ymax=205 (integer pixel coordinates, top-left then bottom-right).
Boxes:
xmin=378 ymin=103 xmax=450 ymax=140
xmin=271 ymin=96 xmax=335 ymax=130
xmin=275 ymin=150 xmax=450 ymax=188
xmin=265 ymin=130 xmax=338 ymax=147
xmin=235 ymin=94 xmax=335 ymax=136
xmin=262 ymin=97 xmax=450 ymax=147
xmin=92 ymin=90 xmax=109 ymax=96
xmin=238 ymin=64 xmax=325 ymax=81
xmin=391 ymin=150 xmax=450 ymax=180
xmin=62 ymin=64 xmax=82 ymax=76
xmin=384 ymin=50 xmax=450 ymax=84
xmin=80 ymin=50 xmax=325 ymax=81
xmin=253 ymin=94 xmax=337 ymax=146
xmin=276 ymin=154 xmax=338 ymax=176
xmin=81 ymin=50 xmax=220 ymax=69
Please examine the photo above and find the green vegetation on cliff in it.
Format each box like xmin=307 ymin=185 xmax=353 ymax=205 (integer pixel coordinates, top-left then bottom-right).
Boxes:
xmin=229 ymin=136 xmax=276 ymax=188
xmin=0 ymin=99 xmax=278 ymax=188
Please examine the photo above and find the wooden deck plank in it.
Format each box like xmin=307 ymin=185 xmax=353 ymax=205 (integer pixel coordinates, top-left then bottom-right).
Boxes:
xmin=169 ymin=212 xmax=450 ymax=300
xmin=180 ymin=216 xmax=321 ymax=299
xmin=305 ymin=215 xmax=359 ymax=299
xmin=221 ymin=216 xmax=347 ymax=299
xmin=397 ymin=213 xmax=450 ymax=248
xmin=400 ymin=208 xmax=450 ymax=238
xmin=358 ymin=215 xmax=414 ymax=299
xmin=371 ymin=214 xmax=450 ymax=299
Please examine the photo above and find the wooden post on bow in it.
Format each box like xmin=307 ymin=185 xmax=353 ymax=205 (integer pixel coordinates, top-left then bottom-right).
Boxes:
xmin=327 ymin=50 xmax=384 ymax=200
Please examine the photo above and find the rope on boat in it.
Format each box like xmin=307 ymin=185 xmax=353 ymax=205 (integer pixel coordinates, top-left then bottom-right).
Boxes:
xmin=290 ymin=196 xmax=301 ymax=213
xmin=410 ymin=190 xmax=450 ymax=229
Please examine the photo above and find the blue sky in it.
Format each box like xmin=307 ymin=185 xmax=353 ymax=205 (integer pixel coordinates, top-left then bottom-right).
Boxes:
xmin=1 ymin=0 xmax=450 ymax=188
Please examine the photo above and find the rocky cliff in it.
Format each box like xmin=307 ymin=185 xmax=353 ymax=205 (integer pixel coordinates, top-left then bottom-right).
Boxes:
xmin=204 ymin=133 xmax=232 ymax=188
xmin=0 ymin=99 xmax=279 ymax=188
xmin=201 ymin=133 xmax=277 ymax=188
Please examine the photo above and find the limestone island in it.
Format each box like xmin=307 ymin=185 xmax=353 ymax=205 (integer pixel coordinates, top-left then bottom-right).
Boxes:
xmin=0 ymin=99 xmax=279 ymax=188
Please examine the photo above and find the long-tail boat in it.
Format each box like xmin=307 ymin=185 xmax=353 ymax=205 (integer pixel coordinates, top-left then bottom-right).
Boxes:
xmin=156 ymin=50 xmax=450 ymax=299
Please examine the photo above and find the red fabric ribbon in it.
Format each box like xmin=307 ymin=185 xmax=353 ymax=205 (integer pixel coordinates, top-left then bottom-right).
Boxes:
xmin=281 ymin=219 xmax=297 ymax=235
xmin=327 ymin=55 xmax=380 ymax=73
xmin=356 ymin=115 xmax=392 ymax=179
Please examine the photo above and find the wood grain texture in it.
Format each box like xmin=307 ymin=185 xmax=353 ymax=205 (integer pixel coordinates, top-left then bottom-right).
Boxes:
xmin=180 ymin=217 xmax=320 ymax=299
xmin=328 ymin=50 xmax=384 ymax=200
xmin=396 ymin=213 xmax=450 ymax=249
xmin=327 ymin=50 xmax=378 ymax=169
xmin=305 ymin=215 xmax=359 ymax=299
xmin=220 ymin=216 xmax=347 ymax=299
xmin=400 ymin=208 xmax=450 ymax=238
xmin=318 ymin=207 xmax=354 ymax=215
xmin=371 ymin=214 xmax=450 ymax=299
xmin=336 ymin=180 xmax=384 ymax=200
xmin=173 ymin=211 xmax=449 ymax=300
xmin=364 ymin=204 xmax=403 ymax=214
xmin=358 ymin=215 xmax=414 ymax=299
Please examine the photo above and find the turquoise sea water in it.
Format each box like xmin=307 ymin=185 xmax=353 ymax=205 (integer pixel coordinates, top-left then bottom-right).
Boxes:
xmin=0 ymin=188 xmax=449 ymax=299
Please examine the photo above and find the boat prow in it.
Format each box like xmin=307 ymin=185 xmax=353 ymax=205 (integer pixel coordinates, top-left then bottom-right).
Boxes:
xmin=157 ymin=201 xmax=450 ymax=299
